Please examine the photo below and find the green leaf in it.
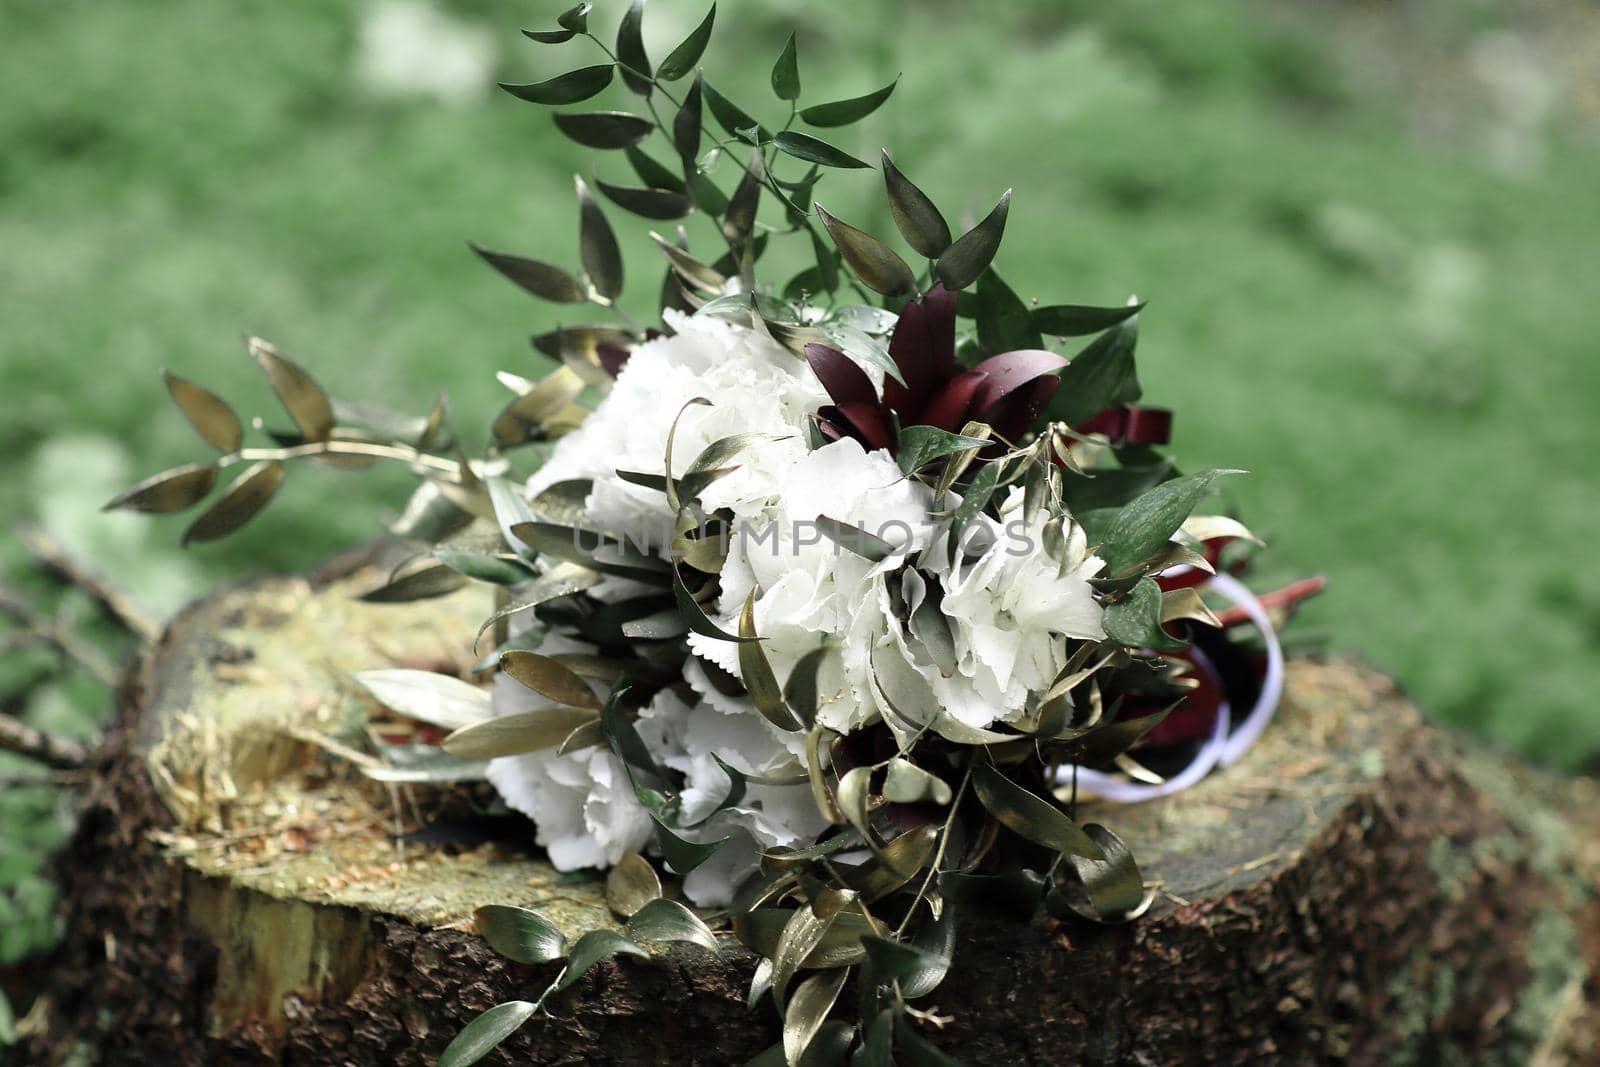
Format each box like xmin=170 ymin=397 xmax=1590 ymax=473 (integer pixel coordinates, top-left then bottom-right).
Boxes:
xmin=732 ymin=908 xmax=874 ymax=969
xmin=523 ymin=27 xmax=578 ymax=44
xmin=809 ymin=227 xmax=839 ymax=293
xmin=784 ymin=969 xmax=847 ymax=1064
xmin=432 ymin=547 xmax=535 ymax=586
xmin=474 ymin=905 xmax=567 ymax=964
xmin=815 ymin=205 xmax=913 ymax=297
xmin=1102 ymin=578 xmax=1187 ymax=652
xmin=500 ymin=650 xmax=601 ymax=710
xmin=357 ymin=562 xmax=469 ymax=603
xmin=860 ymin=1008 xmax=895 ymax=1067
xmin=627 ymin=897 xmax=724 ymax=956
xmin=896 ymin=426 xmax=992 ymax=475
xmin=182 ymin=460 xmax=284 ymax=545
xmin=672 ymin=566 xmax=755 ymax=642
xmin=704 ymin=81 xmax=770 ymax=142
xmin=770 ymin=31 xmax=800 ymax=101
xmin=102 ymin=462 xmax=217 ymax=514
xmin=657 ymin=3 xmax=715 ymax=81
xmin=774 ymin=131 xmax=869 ymax=170
xmin=442 ymin=706 xmax=598 ymax=759
xmin=438 ymin=1001 xmax=537 ymax=1067
xmin=600 ymin=682 xmax=664 ymax=780
xmin=946 ymin=459 xmax=1000 ymax=544
xmin=1096 ymin=468 xmax=1243 ymax=577
xmin=1058 ymin=823 xmax=1150 ymax=922
xmin=902 ymin=903 xmax=955 ymax=998
xmin=576 ymin=176 xmax=623 ymax=300
xmin=838 ymin=826 xmax=938 ymax=902
xmin=472 ymin=563 xmax=602 ymax=648
xmin=501 ymin=64 xmax=615 ymax=105
xmin=557 ymin=2 xmax=592 ymax=32
xmin=975 ymin=270 xmax=1042 ymax=354
xmin=971 ymin=764 xmax=1105 ymax=860
xmin=163 ymin=370 xmax=242 ymax=453
xmin=894 ymin=1015 xmax=966 ymax=1066
xmin=597 ymin=179 xmax=692 ymax=220
xmin=615 ymin=0 xmax=652 ymax=95
xmin=605 ymin=852 xmax=662 ymax=917
xmin=935 ymin=189 xmax=1011 ymax=291
xmin=1032 ymin=302 xmax=1144 ymax=337
xmin=353 ymin=668 xmax=492 ymax=731
xmin=247 ymin=336 xmax=334 ymax=443
xmin=813 ymin=516 xmax=896 ymax=562
xmin=651 ymin=231 xmax=727 ymax=293
xmin=552 ymin=929 xmax=650 ymax=993
xmin=552 ymin=110 xmax=653 ymax=149
xmin=882 ymin=759 xmax=952 ymax=805
xmin=722 ymin=150 xmax=763 ymax=246
xmin=799 ymin=76 xmax=897 ymax=126
xmin=511 ymin=521 xmax=671 ymax=582
xmin=678 ymin=85 xmax=709 ymax=173
xmin=771 ymin=891 xmax=851 ymax=1002
xmin=938 ymin=868 xmax=1045 ymax=918
xmin=1045 ymin=317 xmax=1141 ymax=426
xmin=471 ymin=244 xmax=586 ymax=303
xmin=782 ymin=645 xmax=830 ymax=730
xmin=651 ymin=814 xmax=730 ymax=873
xmin=684 ymin=169 xmax=729 ymax=216
xmin=860 ymin=935 xmax=943 ymax=988
xmin=625 ymin=145 xmax=687 ymax=193
xmin=834 ymin=766 xmax=877 ymax=848
xmin=881 ymin=150 xmax=951 ymax=260
xmin=740 ymin=593 xmax=803 ymax=731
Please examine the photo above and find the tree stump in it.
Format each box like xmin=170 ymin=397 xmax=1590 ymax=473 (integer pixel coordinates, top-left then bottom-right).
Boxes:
xmin=18 ymin=549 xmax=1600 ymax=1065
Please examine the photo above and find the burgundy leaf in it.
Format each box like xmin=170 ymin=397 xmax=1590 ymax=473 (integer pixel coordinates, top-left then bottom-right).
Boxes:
xmin=968 ymin=349 xmax=1069 ymax=410
xmin=812 ymin=411 xmax=847 ymax=444
xmin=917 ymin=371 xmax=988 ymax=433
xmin=597 ymin=342 xmax=632 ymax=378
xmin=833 ymin=401 xmax=896 ymax=452
xmin=804 ymin=343 xmax=878 ymax=408
xmin=982 ymin=374 xmax=1060 ymax=444
xmin=884 ymin=285 xmax=958 ymax=417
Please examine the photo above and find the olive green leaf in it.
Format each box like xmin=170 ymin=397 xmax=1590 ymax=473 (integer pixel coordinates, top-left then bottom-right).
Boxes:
xmin=555 ymin=718 xmax=606 ymax=754
xmin=834 ymin=765 xmax=877 ymax=848
xmin=770 ymin=31 xmax=800 ymax=101
xmin=975 ymin=269 xmax=1042 ymax=354
xmin=882 ymin=759 xmax=952 ymax=805
xmin=527 ymin=477 xmax=596 ymax=526
xmin=860 ymin=1008 xmax=895 ymax=1067
xmin=596 ymin=179 xmax=692 ymax=220
xmin=813 ymin=516 xmax=896 ymax=563
xmin=702 ymin=81 xmax=769 ymax=142
xmin=247 ymin=337 xmax=333 ymax=443
xmin=896 ymin=426 xmax=992 ymax=476
xmin=901 ymin=903 xmax=955 ymax=998
xmin=838 ymin=825 xmax=938 ymax=901
xmin=625 ymin=145 xmax=687 ymax=193
xmin=1058 ymin=823 xmax=1151 ymax=922
xmin=784 ymin=968 xmax=848 ymax=1065
xmin=774 ymin=131 xmax=868 ymax=170
xmin=650 ymin=231 xmax=727 ymax=293
xmin=614 ymin=0 xmax=652 ymax=94
xmin=353 ymin=668 xmax=492 ymax=731
xmin=605 ymin=852 xmax=662 ymax=918
xmin=799 ymin=76 xmax=897 ymax=127
xmin=1053 ymin=704 xmax=1173 ymax=768
xmin=894 ymin=1015 xmax=965 ymax=1066
xmin=501 ymin=64 xmax=615 ymax=105
xmin=1045 ymin=316 xmax=1141 ymax=427
xmin=442 ymin=705 xmax=598 ymax=759
xmin=474 ymin=905 xmax=567 ymax=964
xmin=740 ymin=592 xmax=802 ymax=732
xmin=881 ymin=150 xmax=951 ymax=260
xmin=491 ymin=365 xmax=587 ymax=447
xmin=357 ymin=562 xmax=469 ymax=603
xmin=500 ymin=650 xmax=600 ymax=710
xmin=472 ymin=564 xmax=602 ymax=648
xmin=553 ymin=110 xmax=653 ymax=149
xmin=575 ymin=176 xmax=623 ymax=300
xmin=162 ymin=371 xmax=242 ymax=453
xmin=557 ymin=2 xmax=592 ymax=32
xmin=182 ymin=460 xmax=284 ymax=545
xmin=815 ymin=206 xmax=913 ymax=296
xmin=805 ymin=725 xmax=844 ymax=825
xmin=601 ymin=683 xmax=665 ymax=780
xmin=771 ymin=889 xmax=854 ymax=1002
xmin=860 ymin=934 xmax=943 ymax=991
xmin=971 ymin=764 xmax=1105 ymax=860
xmin=627 ymin=898 xmax=723 ymax=956
xmin=470 ymin=244 xmax=586 ymax=303
xmin=552 ymin=929 xmax=650 ymax=994
xmin=1161 ymin=586 xmax=1223 ymax=629
xmin=935 ymin=189 xmax=1011 ymax=291
xmin=809 ymin=227 xmax=839 ymax=293
xmin=431 ymin=546 xmax=534 ymax=586
xmin=684 ymin=169 xmax=729 ymax=216
xmin=723 ymin=150 xmax=763 ymax=246
xmin=1096 ymin=468 xmax=1244 ymax=577
xmin=656 ymin=3 xmax=715 ymax=81
xmin=438 ymin=1001 xmax=537 ymax=1067
xmin=1103 ymin=578 xmax=1188 ymax=653
xmin=103 ymin=463 xmax=217 ymax=514
xmin=732 ymin=907 xmax=873 ymax=969
xmin=672 ymin=566 xmax=755 ymax=643
xmin=512 ymin=521 xmax=671 ymax=583
xmin=1032 ymin=302 xmax=1144 ymax=337
xmin=359 ymin=751 xmax=489 ymax=785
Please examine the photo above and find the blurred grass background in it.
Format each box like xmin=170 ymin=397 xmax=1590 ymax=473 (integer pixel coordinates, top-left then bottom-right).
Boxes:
xmin=2 ymin=0 xmax=1598 ymax=1018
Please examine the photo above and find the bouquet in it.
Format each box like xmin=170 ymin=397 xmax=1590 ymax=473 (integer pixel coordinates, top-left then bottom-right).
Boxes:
xmin=107 ymin=3 xmax=1320 ymax=1062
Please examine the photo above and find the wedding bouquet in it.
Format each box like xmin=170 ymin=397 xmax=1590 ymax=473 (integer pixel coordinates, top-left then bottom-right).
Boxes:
xmin=107 ymin=4 xmax=1319 ymax=1062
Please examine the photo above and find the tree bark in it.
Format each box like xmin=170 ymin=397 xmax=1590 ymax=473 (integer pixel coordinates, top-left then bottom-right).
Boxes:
xmin=17 ymin=549 xmax=1600 ymax=1065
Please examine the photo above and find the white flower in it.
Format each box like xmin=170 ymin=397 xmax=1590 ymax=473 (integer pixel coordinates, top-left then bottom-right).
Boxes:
xmin=525 ymin=309 xmax=825 ymax=538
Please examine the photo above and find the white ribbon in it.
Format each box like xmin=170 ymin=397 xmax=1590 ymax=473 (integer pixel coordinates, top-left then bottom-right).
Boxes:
xmin=1052 ymin=569 xmax=1285 ymax=803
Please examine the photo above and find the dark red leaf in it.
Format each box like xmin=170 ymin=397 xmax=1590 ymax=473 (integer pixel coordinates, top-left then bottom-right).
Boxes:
xmin=597 ymin=343 xmax=632 ymax=377
xmin=982 ymin=374 xmax=1060 ymax=444
xmin=884 ymin=285 xmax=957 ymax=417
xmin=831 ymin=401 xmax=895 ymax=452
xmin=968 ymin=349 xmax=1069 ymax=410
xmin=917 ymin=371 xmax=988 ymax=433
xmin=804 ymin=343 xmax=877 ymax=408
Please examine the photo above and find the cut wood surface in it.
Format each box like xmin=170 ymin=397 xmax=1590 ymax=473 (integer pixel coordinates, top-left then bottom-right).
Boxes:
xmin=19 ymin=551 xmax=1600 ymax=1065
